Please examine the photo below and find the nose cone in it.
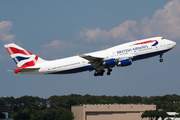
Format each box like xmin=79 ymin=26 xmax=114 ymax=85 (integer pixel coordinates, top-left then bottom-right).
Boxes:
xmin=172 ymin=41 xmax=176 ymax=48
xmin=166 ymin=39 xmax=176 ymax=49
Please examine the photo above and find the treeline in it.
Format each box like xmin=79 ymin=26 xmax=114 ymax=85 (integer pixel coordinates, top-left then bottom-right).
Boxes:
xmin=0 ymin=94 xmax=180 ymax=120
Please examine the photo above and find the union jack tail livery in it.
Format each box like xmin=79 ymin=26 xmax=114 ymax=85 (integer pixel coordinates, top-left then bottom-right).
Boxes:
xmin=4 ymin=43 xmax=45 ymax=74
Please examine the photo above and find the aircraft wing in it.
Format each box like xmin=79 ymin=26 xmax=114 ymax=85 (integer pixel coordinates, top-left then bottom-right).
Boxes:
xmin=77 ymin=53 xmax=105 ymax=72
xmin=76 ymin=52 xmax=103 ymax=62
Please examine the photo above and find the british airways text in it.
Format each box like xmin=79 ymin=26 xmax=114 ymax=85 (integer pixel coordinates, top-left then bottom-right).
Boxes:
xmin=117 ymin=45 xmax=148 ymax=54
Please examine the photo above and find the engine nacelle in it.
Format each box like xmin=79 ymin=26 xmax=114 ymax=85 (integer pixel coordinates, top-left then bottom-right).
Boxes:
xmin=117 ymin=59 xmax=132 ymax=67
xmin=102 ymin=58 xmax=117 ymax=67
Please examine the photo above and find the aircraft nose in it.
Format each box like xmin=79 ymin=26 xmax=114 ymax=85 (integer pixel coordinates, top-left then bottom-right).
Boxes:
xmin=172 ymin=41 xmax=176 ymax=48
xmin=166 ymin=39 xmax=176 ymax=49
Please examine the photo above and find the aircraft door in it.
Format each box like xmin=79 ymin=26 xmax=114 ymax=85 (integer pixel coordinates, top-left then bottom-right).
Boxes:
xmin=133 ymin=45 xmax=149 ymax=55
xmin=134 ymin=49 xmax=138 ymax=55
xmin=47 ymin=66 xmax=51 ymax=72
xmin=152 ymin=45 xmax=158 ymax=51
xmin=106 ymin=54 xmax=110 ymax=59
xmin=133 ymin=45 xmax=140 ymax=55
xmin=82 ymin=60 xmax=87 ymax=66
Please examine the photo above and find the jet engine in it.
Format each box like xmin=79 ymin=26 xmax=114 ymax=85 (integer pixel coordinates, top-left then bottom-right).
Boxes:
xmin=117 ymin=58 xmax=132 ymax=67
xmin=102 ymin=58 xmax=117 ymax=67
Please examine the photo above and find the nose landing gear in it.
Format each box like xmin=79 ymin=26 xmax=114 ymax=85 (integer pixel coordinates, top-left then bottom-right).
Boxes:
xmin=159 ymin=54 xmax=163 ymax=62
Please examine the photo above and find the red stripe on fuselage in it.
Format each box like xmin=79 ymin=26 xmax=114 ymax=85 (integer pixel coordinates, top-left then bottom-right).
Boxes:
xmin=134 ymin=40 xmax=156 ymax=45
xmin=6 ymin=47 xmax=33 ymax=55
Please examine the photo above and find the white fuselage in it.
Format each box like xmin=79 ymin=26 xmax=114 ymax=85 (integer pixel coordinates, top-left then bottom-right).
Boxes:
xmin=20 ymin=37 xmax=176 ymax=74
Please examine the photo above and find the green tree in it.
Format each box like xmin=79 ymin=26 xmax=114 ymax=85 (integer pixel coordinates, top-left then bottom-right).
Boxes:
xmin=66 ymin=98 xmax=77 ymax=109
xmin=14 ymin=111 xmax=31 ymax=120
xmin=2 ymin=94 xmax=180 ymax=120
xmin=59 ymin=108 xmax=74 ymax=120
xmin=141 ymin=110 xmax=149 ymax=119
xmin=141 ymin=110 xmax=159 ymax=120
xmin=40 ymin=109 xmax=57 ymax=120
xmin=159 ymin=111 xmax=168 ymax=120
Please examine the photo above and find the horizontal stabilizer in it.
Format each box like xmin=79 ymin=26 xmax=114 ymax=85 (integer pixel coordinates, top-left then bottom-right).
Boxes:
xmin=14 ymin=67 xmax=40 ymax=74
xmin=17 ymin=67 xmax=40 ymax=72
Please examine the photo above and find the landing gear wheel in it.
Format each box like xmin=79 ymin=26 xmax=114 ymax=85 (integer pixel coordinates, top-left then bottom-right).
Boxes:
xmin=107 ymin=68 xmax=112 ymax=75
xmin=99 ymin=72 xmax=103 ymax=76
xmin=94 ymin=70 xmax=105 ymax=76
xmin=159 ymin=59 xmax=163 ymax=62
xmin=100 ymin=70 xmax=105 ymax=76
xmin=94 ymin=72 xmax=99 ymax=76
xmin=107 ymin=72 xmax=111 ymax=75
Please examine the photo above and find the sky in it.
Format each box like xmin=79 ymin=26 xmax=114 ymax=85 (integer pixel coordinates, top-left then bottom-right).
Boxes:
xmin=0 ymin=0 xmax=180 ymax=98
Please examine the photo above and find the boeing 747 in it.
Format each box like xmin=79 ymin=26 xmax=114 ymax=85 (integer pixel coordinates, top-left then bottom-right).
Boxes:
xmin=4 ymin=37 xmax=176 ymax=76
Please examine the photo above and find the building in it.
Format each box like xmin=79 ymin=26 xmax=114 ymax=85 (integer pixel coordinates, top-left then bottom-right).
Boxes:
xmin=0 ymin=106 xmax=8 ymax=119
xmin=71 ymin=104 xmax=156 ymax=120
xmin=0 ymin=106 xmax=13 ymax=120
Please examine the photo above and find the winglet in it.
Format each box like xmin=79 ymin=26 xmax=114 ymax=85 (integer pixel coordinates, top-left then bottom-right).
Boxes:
xmin=76 ymin=52 xmax=85 ymax=57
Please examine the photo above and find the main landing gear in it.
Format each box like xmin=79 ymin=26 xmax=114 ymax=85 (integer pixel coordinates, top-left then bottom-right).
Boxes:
xmin=107 ymin=68 xmax=112 ymax=75
xmin=94 ymin=68 xmax=112 ymax=76
xmin=159 ymin=54 xmax=163 ymax=62
xmin=94 ymin=70 xmax=105 ymax=76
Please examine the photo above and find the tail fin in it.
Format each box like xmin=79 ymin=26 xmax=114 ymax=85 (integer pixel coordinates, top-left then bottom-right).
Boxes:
xmin=4 ymin=43 xmax=46 ymax=68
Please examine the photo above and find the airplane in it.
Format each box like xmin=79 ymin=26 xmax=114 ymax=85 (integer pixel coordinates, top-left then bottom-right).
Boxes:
xmin=4 ymin=37 xmax=176 ymax=76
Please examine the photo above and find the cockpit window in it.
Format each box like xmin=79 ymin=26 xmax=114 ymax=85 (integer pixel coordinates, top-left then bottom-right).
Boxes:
xmin=161 ymin=37 xmax=165 ymax=40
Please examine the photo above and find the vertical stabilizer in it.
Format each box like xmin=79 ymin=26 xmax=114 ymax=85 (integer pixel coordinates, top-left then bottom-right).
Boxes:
xmin=4 ymin=43 xmax=46 ymax=68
